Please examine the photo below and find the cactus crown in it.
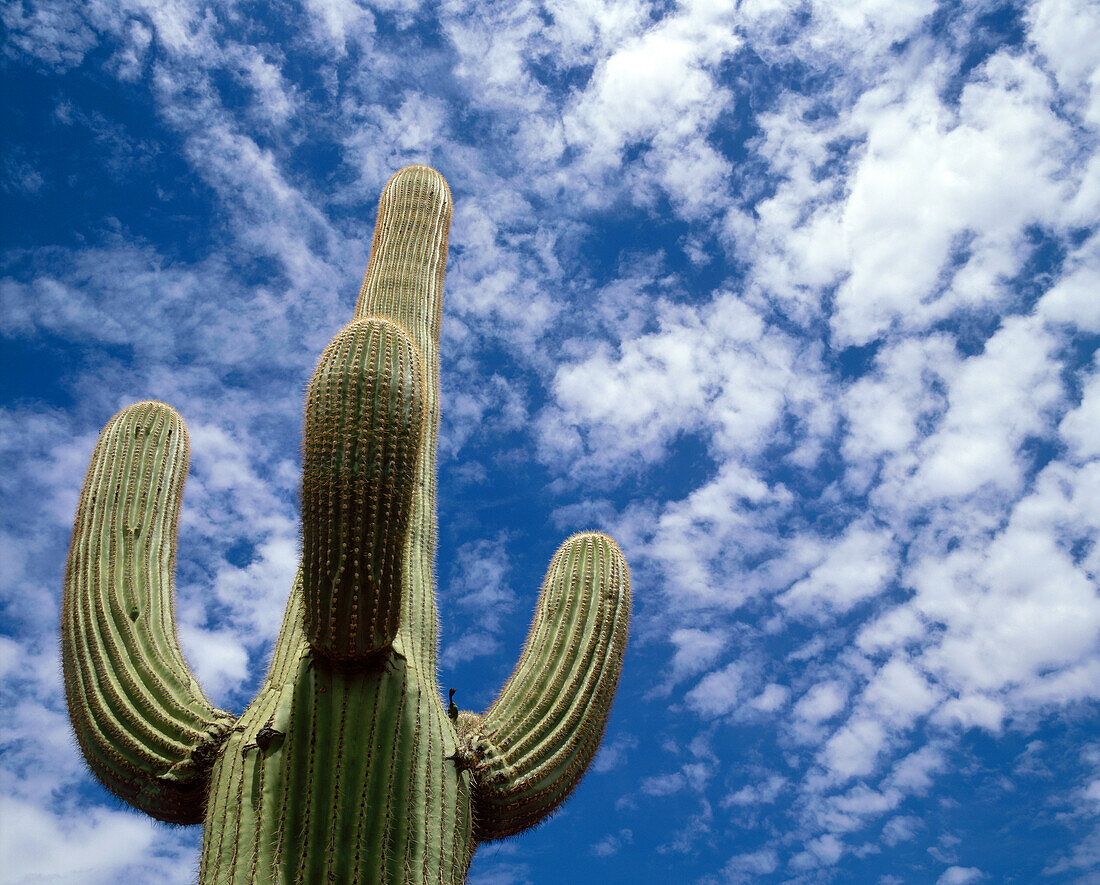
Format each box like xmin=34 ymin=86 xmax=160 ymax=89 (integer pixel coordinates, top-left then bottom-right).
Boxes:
xmin=61 ymin=164 xmax=631 ymax=883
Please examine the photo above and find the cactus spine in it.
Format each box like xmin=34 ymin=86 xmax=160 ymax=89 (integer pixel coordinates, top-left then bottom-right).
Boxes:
xmin=61 ymin=165 xmax=631 ymax=884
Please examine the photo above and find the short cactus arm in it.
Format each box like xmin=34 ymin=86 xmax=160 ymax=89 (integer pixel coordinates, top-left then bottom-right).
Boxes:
xmin=467 ymin=532 xmax=631 ymax=841
xmin=302 ymin=317 xmax=426 ymax=664
xmin=61 ymin=401 xmax=235 ymax=824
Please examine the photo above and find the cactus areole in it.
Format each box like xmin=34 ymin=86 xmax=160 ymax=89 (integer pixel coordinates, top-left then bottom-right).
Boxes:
xmin=61 ymin=165 xmax=632 ymax=884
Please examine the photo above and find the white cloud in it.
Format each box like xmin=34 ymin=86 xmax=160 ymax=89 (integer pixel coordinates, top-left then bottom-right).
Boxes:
xmin=887 ymin=745 xmax=946 ymax=793
xmin=723 ymin=847 xmax=778 ymax=880
xmin=724 ymin=774 xmax=786 ymax=807
xmin=686 ymin=661 xmax=743 ymax=718
xmin=592 ymin=734 xmax=639 ymax=774
xmin=543 ymin=294 xmax=810 ymax=471
xmin=820 ymin=716 xmax=888 ymax=782
xmin=911 ymin=519 xmax=1100 ymax=697
xmin=738 ymin=34 xmax=1088 ymax=351
xmin=1061 ymin=361 xmax=1100 ymax=460
xmin=302 ymin=0 xmax=374 ymax=54
xmin=2 ymin=0 xmax=98 ymax=71
xmin=861 ymin=657 xmax=942 ymax=726
xmin=633 ymin=461 xmax=804 ymax=610
xmin=780 ymin=521 xmax=896 ymax=617
xmin=652 ymin=627 xmax=729 ymax=695
xmin=790 ymin=833 xmax=844 ymax=870
xmin=936 ymin=866 xmax=985 ymax=885
xmin=238 ymin=48 xmax=296 ymax=124
xmin=794 ymin=681 xmax=848 ymax=725
xmin=0 ymin=797 xmax=199 ymax=885
xmin=1038 ymin=258 xmax=1100 ymax=334
xmin=560 ymin=0 xmax=740 ymax=215
xmin=881 ymin=815 xmax=920 ymax=846
xmin=640 ymin=771 xmax=686 ymax=796
xmin=749 ymin=683 xmax=790 ymax=712
xmin=440 ymin=535 xmax=516 ymax=669
xmin=1027 ymin=0 xmax=1100 ymax=126
xmin=907 ymin=316 xmax=1063 ymax=504
xmin=832 ymin=54 xmax=1073 ymax=346
xmin=177 ymin=623 xmax=250 ymax=701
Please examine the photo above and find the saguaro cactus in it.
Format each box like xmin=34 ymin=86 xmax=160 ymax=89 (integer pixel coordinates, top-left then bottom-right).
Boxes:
xmin=61 ymin=165 xmax=631 ymax=883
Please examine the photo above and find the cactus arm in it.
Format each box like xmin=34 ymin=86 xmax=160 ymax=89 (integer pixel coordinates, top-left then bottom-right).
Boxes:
xmin=302 ymin=317 xmax=426 ymax=665
xmin=61 ymin=401 xmax=235 ymax=824
xmin=467 ymin=532 xmax=631 ymax=841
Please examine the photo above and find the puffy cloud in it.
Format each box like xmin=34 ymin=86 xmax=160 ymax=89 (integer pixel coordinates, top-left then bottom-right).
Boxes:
xmin=723 ymin=847 xmax=779 ymax=880
xmin=780 ymin=521 xmax=897 ymax=617
xmin=794 ymin=681 xmax=848 ymax=725
xmin=541 ymin=293 xmax=820 ymax=473
xmin=1061 ymin=361 xmax=1100 ymax=460
xmin=881 ymin=815 xmax=921 ymax=846
xmin=686 ymin=661 xmax=743 ymax=718
xmin=790 ymin=832 xmax=844 ymax=870
xmin=723 ymin=774 xmax=786 ymax=807
xmin=0 ymin=797 xmax=199 ymax=885
xmin=936 ymin=867 xmax=985 ymax=885
xmin=820 ymin=716 xmax=889 ymax=782
xmin=749 ymin=683 xmax=790 ymax=712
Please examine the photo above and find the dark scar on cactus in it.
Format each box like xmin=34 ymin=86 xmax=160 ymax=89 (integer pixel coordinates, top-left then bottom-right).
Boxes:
xmin=241 ymin=719 xmax=284 ymax=756
xmin=446 ymin=744 xmax=478 ymax=774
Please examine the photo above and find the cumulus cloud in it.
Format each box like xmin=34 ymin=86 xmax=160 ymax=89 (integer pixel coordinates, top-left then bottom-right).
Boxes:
xmin=936 ymin=867 xmax=985 ymax=885
xmin=780 ymin=521 xmax=897 ymax=617
xmin=686 ymin=661 xmax=743 ymax=718
xmin=794 ymin=681 xmax=848 ymax=725
xmin=541 ymin=293 xmax=822 ymax=474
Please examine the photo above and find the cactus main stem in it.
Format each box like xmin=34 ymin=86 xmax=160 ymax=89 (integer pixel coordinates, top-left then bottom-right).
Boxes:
xmin=201 ymin=581 xmax=474 ymax=883
xmin=355 ymin=165 xmax=451 ymax=683
xmin=201 ymin=166 xmax=471 ymax=883
xmin=62 ymin=165 xmax=630 ymax=885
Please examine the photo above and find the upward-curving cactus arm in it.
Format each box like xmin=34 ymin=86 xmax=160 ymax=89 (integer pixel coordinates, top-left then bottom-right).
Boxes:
xmin=463 ymin=532 xmax=631 ymax=841
xmin=61 ymin=401 xmax=236 ymax=824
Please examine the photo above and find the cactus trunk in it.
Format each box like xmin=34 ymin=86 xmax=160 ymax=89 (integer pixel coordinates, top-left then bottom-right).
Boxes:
xmin=201 ymin=582 xmax=475 ymax=882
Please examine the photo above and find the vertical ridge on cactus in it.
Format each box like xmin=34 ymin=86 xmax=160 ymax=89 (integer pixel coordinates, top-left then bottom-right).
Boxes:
xmin=61 ymin=164 xmax=631 ymax=883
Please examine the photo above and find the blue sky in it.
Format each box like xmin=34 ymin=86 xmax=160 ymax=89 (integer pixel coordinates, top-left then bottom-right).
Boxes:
xmin=1 ymin=0 xmax=1099 ymax=882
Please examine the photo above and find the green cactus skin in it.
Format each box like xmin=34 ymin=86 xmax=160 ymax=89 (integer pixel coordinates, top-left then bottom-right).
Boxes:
xmin=61 ymin=165 xmax=631 ymax=884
